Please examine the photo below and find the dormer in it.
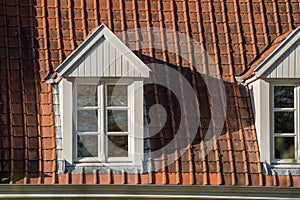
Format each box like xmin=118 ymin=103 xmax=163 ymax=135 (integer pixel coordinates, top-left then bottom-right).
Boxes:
xmin=46 ymin=24 xmax=151 ymax=173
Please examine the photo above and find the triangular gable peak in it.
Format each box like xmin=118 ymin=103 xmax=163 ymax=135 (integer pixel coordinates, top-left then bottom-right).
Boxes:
xmin=47 ymin=24 xmax=150 ymax=83
xmin=254 ymin=26 xmax=300 ymax=79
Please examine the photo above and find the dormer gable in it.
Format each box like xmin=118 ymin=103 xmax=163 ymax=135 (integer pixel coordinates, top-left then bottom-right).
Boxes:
xmin=46 ymin=24 xmax=150 ymax=83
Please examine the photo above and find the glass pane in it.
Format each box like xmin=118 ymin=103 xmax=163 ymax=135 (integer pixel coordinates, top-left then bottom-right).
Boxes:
xmin=107 ymin=85 xmax=128 ymax=106
xmin=77 ymin=85 xmax=98 ymax=107
xmin=274 ymin=112 xmax=294 ymax=133
xmin=275 ymin=137 xmax=295 ymax=159
xmin=77 ymin=135 xmax=98 ymax=157
xmin=108 ymin=135 xmax=128 ymax=157
xmin=274 ymin=86 xmax=294 ymax=108
xmin=108 ymin=110 xmax=128 ymax=132
xmin=77 ymin=110 xmax=98 ymax=132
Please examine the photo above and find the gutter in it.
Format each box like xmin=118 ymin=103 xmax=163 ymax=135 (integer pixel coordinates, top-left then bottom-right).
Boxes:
xmin=0 ymin=185 xmax=299 ymax=199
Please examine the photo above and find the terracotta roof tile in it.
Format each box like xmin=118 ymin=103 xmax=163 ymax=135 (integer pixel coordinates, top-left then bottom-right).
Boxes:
xmin=1 ymin=0 xmax=300 ymax=186
xmin=241 ymin=29 xmax=295 ymax=80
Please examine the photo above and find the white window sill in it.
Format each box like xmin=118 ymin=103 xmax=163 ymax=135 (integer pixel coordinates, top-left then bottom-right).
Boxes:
xmin=263 ymin=162 xmax=300 ymax=175
xmin=270 ymin=164 xmax=300 ymax=169
xmin=63 ymin=162 xmax=143 ymax=174
xmin=272 ymin=159 xmax=299 ymax=164
xmin=75 ymin=157 xmax=133 ymax=163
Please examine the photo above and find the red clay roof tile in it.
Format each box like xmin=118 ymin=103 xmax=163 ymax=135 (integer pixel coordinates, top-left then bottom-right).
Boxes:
xmin=0 ymin=0 xmax=300 ymax=187
xmin=241 ymin=29 xmax=294 ymax=80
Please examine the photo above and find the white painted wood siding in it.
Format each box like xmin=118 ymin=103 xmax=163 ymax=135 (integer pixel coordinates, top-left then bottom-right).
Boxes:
xmin=248 ymin=79 xmax=271 ymax=163
xmin=265 ymin=41 xmax=300 ymax=78
xmin=65 ymin=37 xmax=144 ymax=77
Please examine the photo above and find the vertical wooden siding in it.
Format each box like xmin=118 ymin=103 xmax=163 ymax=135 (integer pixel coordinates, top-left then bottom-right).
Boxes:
xmin=266 ymin=41 xmax=300 ymax=78
xmin=66 ymin=37 xmax=143 ymax=77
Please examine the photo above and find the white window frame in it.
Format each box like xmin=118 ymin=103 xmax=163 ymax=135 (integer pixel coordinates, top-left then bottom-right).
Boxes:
xmin=59 ymin=77 xmax=144 ymax=167
xmin=74 ymin=80 xmax=103 ymax=163
xmin=270 ymin=82 xmax=300 ymax=164
xmin=249 ymin=79 xmax=300 ymax=169
xmin=105 ymin=82 xmax=133 ymax=163
xmin=74 ymin=78 xmax=133 ymax=163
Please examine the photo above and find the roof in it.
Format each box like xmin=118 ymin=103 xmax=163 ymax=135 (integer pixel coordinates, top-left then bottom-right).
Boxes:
xmin=0 ymin=0 xmax=300 ymax=187
xmin=240 ymin=27 xmax=300 ymax=80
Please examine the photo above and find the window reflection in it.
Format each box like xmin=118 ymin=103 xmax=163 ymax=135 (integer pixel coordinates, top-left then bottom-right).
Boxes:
xmin=107 ymin=85 xmax=128 ymax=106
xmin=77 ymin=135 xmax=98 ymax=157
xmin=108 ymin=135 xmax=128 ymax=157
xmin=274 ymin=111 xmax=294 ymax=133
xmin=77 ymin=85 xmax=98 ymax=107
xmin=274 ymin=86 xmax=294 ymax=108
xmin=275 ymin=137 xmax=295 ymax=159
xmin=107 ymin=110 xmax=128 ymax=132
xmin=77 ymin=110 xmax=98 ymax=132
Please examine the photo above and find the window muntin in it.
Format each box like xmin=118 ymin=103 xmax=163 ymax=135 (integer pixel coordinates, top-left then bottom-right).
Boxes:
xmin=75 ymin=82 xmax=131 ymax=162
xmin=272 ymin=85 xmax=297 ymax=163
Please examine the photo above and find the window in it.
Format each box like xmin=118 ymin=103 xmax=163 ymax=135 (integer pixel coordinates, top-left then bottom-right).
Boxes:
xmin=74 ymin=80 xmax=132 ymax=163
xmin=271 ymin=84 xmax=299 ymax=164
xmin=56 ymin=77 xmax=144 ymax=171
xmin=248 ymin=79 xmax=300 ymax=169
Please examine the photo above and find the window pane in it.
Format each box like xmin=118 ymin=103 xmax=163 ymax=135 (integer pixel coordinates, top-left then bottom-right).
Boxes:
xmin=78 ymin=110 xmax=98 ymax=132
xmin=274 ymin=112 xmax=294 ymax=133
xmin=77 ymin=135 xmax=98 ymax=157
xmin=108 ymin=110 xmax=128 ymax=132
xmin=108 ymin=135 xmax=128 ymax=157
xmin=107 ymin=85 xmax=128 ymax=106
xmin=274 ymin=86 xmax=294 ymax=108
xmin=77 ymin=85 xmax=98 ymax=107
xmin=275 ymin=137 xmax=295 ymax=159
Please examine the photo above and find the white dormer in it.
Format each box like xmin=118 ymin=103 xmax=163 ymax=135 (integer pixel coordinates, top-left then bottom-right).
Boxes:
xmin=46 ymin=24 xmax=151 ymax=173
xmin=244 ymin=27 xmax=300 ymax=171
